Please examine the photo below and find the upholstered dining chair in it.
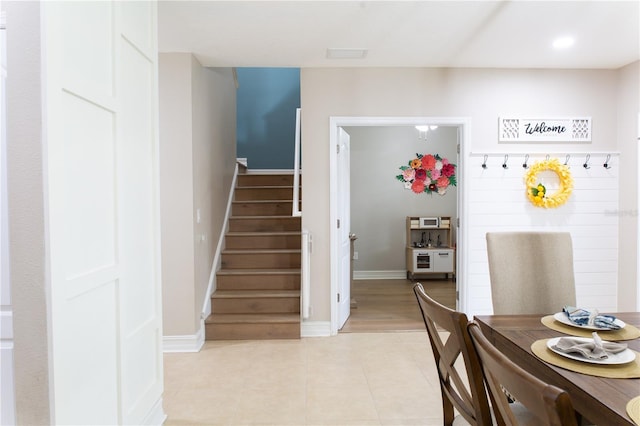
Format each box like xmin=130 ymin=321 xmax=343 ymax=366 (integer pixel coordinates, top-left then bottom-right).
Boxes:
xmin=413 ymin=282 xmax=492 ymax=426
xmin=467 ymin=322 xmax=579 ymax=426
xmin=485 ymin=232 xmax=576 ymax=315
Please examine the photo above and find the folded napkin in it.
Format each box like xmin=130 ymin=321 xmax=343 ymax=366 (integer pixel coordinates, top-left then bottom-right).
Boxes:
xmin=553 ymin=332 xmax=627 ymax=360
xmin=562 ymin=305 xmax=621 ymax=330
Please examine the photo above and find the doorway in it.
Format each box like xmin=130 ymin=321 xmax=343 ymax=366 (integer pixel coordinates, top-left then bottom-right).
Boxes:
xmin=329 ymin=117 xmax=470 ymax=335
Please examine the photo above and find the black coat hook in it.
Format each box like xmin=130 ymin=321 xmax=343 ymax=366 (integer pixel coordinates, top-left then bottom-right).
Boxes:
xmin=522 ymin=154 xmax=529 ymax=169
xmin=583 ymin=154 xmax=591 ymax=169
xmin=502 ymin=154 xmax=509 ymax=169
xmin=564 ymin=154 xmax=571 ymax=166
xmin=482 ymin=154 xmax=488 ymax=169
xmin=603 ymin=154 xmax=611 ymax=169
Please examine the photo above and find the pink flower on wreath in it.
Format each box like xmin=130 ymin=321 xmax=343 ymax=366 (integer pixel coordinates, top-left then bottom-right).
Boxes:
xmin=415 ymin=168 xmax=427 ymax=181
xmin=441 ymin=163 xmax=455 ymax=178
xmin=436 ymin=176 xmax=450 ymax=188
xmin=411 ymin=180 xmax=426 ymax=193
xmin=430 ymin=169 xmax=441 ymax=180
xmin=441 ymin=158 xmax=449 ymax=166
xmin=402 ymin=168 xmax=415 ymax=181
xmin=421 ymin=154 xmax=436 ymax=170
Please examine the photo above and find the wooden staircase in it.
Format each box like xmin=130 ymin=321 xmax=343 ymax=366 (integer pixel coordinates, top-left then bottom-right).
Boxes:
xmin=205 ymin=173 xmax=301 ymax=340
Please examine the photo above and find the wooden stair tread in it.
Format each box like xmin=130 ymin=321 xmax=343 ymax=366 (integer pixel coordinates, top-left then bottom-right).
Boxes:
xmin=213 ymin=290 xmax=300 ymax=298
xmin=230 ymin=215 xmax=297 ymax=219
xmin=207 ymin=172 xmax=302 ymax=340
xmin=233 ymin=200 xmax=295 ymax=204
xmin=217 ymin=269 xmax=300 ymax=275
xmin=237 ymin=185 xmax=295 ymax=189
xmin=222 ymin=248 xmax=301 ymax=254
xmin=206 ymin=313 xmax=299 ymax=324
xmin=226 ymin=231 xmax=300 ymax=236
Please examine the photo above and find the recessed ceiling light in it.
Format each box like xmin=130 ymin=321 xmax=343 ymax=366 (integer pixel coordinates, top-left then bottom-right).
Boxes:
xmin=552 ymin=36 xmax=575 ymax=49
xmin=326 ymin=48 xmax=368 ymax=59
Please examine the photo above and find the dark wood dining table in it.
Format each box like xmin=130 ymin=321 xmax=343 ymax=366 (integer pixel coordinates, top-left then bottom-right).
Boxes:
xmin=475 ymin=312 xmax=640 ymax=426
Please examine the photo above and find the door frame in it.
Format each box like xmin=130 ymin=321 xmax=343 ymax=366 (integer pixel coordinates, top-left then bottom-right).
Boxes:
xmin=329 ymin=116 xmax=471 ymax=335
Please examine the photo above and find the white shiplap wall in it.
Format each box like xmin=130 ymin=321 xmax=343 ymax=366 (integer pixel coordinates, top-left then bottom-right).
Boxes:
xmin=466 ymin=152 xmax=619 ymax=315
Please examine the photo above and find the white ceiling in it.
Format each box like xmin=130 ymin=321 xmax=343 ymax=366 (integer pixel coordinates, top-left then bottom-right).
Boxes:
xmin=158 ymin=0 xmax=640 ymax=69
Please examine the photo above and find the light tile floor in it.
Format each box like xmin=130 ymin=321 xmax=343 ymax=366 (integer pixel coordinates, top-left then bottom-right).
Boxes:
xmin=163 ymin=331 xmax=446 ymax=425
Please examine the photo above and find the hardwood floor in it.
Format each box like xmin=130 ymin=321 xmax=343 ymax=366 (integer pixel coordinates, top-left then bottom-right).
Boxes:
xmin=340 ymin=278 xmax=456 ymax=333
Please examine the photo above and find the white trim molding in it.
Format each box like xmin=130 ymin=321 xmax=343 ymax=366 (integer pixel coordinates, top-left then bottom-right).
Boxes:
xmin=139 ymin=397 xmax=166 ymax=426
xmin=353 ymin=270 xmax=407 ymax=280
xmin=162 ymin=324 xmax=205 ymax=353
xmin=329 ymin=116 xmax=471 ymax=335
xmin=201 ymin=163 xmax=239 ymax=320
xmin=301 ymin=321 xmax=331 ymax=337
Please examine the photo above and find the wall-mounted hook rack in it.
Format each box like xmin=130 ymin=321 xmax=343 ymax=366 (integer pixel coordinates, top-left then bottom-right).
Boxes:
xmin=482 ymin=155 xmax=488 ymax=169
xmin=603 ymin=154 xmax=612 ymax=169
xmin=522 ymin=154 xmax=529 ymax=169
xmin=502 ymin=154 xmax=509 ymax=169
xmin=583 ymin=154 xmax=591 ymax=169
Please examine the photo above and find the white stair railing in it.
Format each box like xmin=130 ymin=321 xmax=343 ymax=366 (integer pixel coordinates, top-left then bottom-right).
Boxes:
xmin=292 ymin=108 xmax=311 ymax=319
xmin=292 ymin=108 xmax=301 ymax=217
xmin=301 ymin=229 xmax=311 ymax=319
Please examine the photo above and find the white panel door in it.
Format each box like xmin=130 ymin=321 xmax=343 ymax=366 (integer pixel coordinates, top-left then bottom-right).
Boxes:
xmin=0 ymin=5 xmax=16 ymax=424
xmin=42 ymin=2 xmax=162 ymax=424
xmin=337 ymin=128 xmax=351 ymax=329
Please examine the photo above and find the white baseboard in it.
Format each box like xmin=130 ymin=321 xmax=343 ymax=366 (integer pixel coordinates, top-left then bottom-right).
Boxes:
xmin=162 ymin=325 xmax=204 ymax=353
xmin=140 ymin=396 xmax=166 ymax=425
xmin=301 ymin=321 xmax=331 ymax=337
xmin=353 ymin=270 xmax=407 ymax=280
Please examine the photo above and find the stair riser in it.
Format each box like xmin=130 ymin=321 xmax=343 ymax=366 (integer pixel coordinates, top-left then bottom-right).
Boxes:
xmin=225 ymin=234 xmax=301 ymax=249
xmin=229 ymin=218 xmax=301 ymax=232
xmin=235 ymin=187 xmax=298 ymax=201
xmin=237 ymin=175 xmax=296 ymax=187
xmin=232 ymin=202 xmax=298 ymax=216
xmin=206 ymin=322 xmax=299 ymax=340
xmin=212 ymin=298 xmax=300 ymax=314
xmin=216 ymin=274 xmax=300 ymax=290
xmin=221 ymin=253 xmax=301 ymax=269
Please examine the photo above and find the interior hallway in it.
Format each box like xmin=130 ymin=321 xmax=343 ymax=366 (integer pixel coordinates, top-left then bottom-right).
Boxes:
xmin=341 ymin=278 xmax=456 ymax=333
xmin=163 ymin=279 xmax=453 ymax=425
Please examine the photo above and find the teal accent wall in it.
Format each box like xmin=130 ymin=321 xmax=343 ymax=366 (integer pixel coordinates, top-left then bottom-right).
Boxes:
xmin=236 ymin=68 xmax=300 ymax=169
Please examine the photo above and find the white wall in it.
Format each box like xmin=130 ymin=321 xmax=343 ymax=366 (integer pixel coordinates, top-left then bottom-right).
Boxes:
xmin=0 ymin=3 xmax=16 ymax=424
xmin=159 ymin=53 xmax=237 ymax=342
xmin=616 ymin=61 xmax=639 ymax=311
xmin=6 ymin=2 xmax=50 ymax=423
xmin=190 ymin=61 xmax=237 ymax=328
xmin=159 ymin=54 xmax=196 ymax=336
xmin=301 ymin=66 xmax=636 ymax=321
xmin=345 ymin=126 xmax=458 ymax=273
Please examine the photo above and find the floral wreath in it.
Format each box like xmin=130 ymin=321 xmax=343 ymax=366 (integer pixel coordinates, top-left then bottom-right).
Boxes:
xmin=396 ymin=153 xmax=457 ymax=195
xmin=525 ymin=158 xmax=573 ymax=208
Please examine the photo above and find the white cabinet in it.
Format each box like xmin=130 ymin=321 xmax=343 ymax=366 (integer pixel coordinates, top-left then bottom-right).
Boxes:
xmin=405 ymin=216 xmax=455 ymax=279
xmin=432 ymin=249 xmax=454 ymax=272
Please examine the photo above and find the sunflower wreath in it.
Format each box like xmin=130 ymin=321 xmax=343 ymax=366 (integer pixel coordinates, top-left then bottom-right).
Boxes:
xmin=524 ymin=158 xmax=574 ymax=208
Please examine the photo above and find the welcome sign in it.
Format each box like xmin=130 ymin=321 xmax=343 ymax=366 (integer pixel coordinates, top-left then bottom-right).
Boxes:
xmin=499 ymin=117 xmax=591 ymax=142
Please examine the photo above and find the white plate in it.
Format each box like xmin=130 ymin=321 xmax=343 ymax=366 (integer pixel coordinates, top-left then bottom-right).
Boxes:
xmin=547 ymin=337 xmax=636 ymax=365
xmin=553 ymin=312 xmax=626 ymax=331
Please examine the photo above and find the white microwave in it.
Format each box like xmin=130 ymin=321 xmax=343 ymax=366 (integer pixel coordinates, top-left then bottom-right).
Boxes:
xmin=419 ymin=217 xmax=440 ymax=228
